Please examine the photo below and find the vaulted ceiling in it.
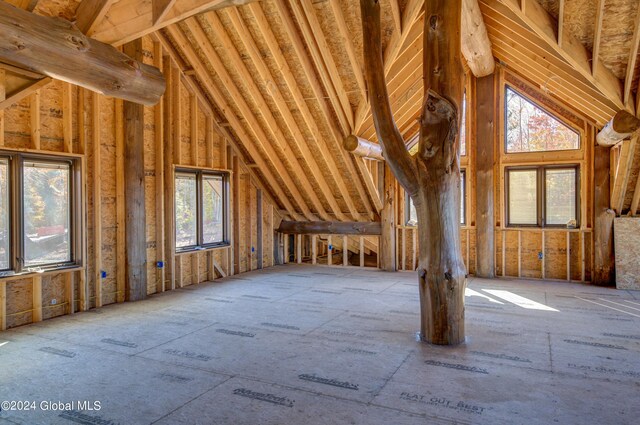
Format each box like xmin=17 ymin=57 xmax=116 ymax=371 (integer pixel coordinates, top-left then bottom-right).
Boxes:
xmin=4 ymin=0 xmax=640 ymax=219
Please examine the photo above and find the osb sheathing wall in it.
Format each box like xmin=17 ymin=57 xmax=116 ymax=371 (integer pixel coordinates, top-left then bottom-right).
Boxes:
xmin=395 ymin=68 xmax=594 ymax=282
xmin=0 ymin=35 xmax=280 ymax=330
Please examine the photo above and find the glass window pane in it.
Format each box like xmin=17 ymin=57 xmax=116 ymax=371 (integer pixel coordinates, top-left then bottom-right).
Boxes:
xmin=23 ymin=161 xmax=71 ymax=267
xmin=546 ymin=168 xmax=576 ymax=226
xmin=505 ymin=88 xmax=579 ymax=153
xmin=175 ymin=174 xmax=197 ymax=248
xmin=203 ymin=175 xmax=224 ymax=244
xmin=508 ymin=169 xmax=537 ymax=225
xmin=407 ymin=195 xmax=417 ymax=225
xmin=0 ymin=159 xmax=9 ymax=270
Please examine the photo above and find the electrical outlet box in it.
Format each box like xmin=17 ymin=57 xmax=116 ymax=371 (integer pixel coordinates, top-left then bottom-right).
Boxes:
xmin=100 ymin=270 xmax=107 ymax=279
xmin=157 ymin=261 xmax=164 ymax=268
xmin=51 ymin=299 xmax=57 ymax=305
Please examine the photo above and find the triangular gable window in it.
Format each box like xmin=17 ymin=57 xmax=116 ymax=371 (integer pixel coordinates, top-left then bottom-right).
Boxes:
xmin=505 ymin=87 xmax=579 ymax=153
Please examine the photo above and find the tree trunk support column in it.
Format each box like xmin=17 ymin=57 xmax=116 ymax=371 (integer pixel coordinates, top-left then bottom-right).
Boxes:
xmin=361 ymin=0 xmax=466 ymax=345
xmin=380 ymin=164 xmax=396 ymax=271
xmin=123 ymin=39 xmax=148 ymax=301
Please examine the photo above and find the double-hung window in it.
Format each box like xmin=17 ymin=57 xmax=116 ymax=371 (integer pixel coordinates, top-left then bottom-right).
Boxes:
xmin=0 ymin=153 xmax=80 ymax=276
xmin=175 ymin=169 xmax=229 ymax=251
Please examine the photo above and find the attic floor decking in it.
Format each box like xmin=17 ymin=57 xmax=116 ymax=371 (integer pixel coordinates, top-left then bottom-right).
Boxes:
xmin=1 ymin=265 xmax=639 ymax=425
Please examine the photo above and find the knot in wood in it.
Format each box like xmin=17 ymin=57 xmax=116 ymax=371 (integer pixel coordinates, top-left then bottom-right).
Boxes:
xmin=418 ymin=268 xmax=427 ymax=279
xmin=66 ymin=35 xmax=89 ymax=51
xmin=429 ymin=15 xmax=439 ymax=30
xmin=13 ymin=41 xmax=25 ymax=51
xmin=444 ymin=271 xmax=453 ymax=281
xmin=110 ymin=80 xmax=123 ymax=91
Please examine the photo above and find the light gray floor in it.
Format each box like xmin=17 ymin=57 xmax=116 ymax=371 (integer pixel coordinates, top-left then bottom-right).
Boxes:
xmin=1 ymin=264 xmax=639 ymax=425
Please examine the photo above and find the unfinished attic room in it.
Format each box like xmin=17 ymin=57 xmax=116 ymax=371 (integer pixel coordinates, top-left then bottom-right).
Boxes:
xmin=3 ymin=0 xmax=640 ymax=423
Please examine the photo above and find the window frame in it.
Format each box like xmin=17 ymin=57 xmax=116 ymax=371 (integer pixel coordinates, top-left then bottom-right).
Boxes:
xmin=505 ymin=164 xmax=580 ymax=228
xmin=504 ymin=85 xmax=581 ymax=155
xmin=0 ymin=151 xmax=82 ymax=277
xmin=174 ymin=167 xmax=230 ymax=253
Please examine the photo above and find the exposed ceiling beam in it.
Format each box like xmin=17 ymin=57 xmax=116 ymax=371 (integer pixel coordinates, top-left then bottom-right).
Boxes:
xmin=162 ymin=27 xmax=304 ymax=220
xmin=153 ymin=32 xmax=286 ymax=216
xmin=462 ymin=0 xmax=495 ymax=77
xmin=179 ymin=20 xmax=319 ymax=220
xmin=223 ymin=8 xmax=353 ymax=221
xmin=201 ymin=12 xmax=332 ymax=221
xmin=0 ymin=77 xmax=51 ymax=110
xmin=592 ymin=0 xmax=605 ymax=78
xmin=247 ymin=2 xmax=366 ymax=220
xmin=270 ymin=0 xmax=375 ymax=219
xmin=624 ymin=2 xmax=640 ymax=109
xmin=389 ymin=0 xmax=402 ymax=34
xmin=75 ymin=0 xmax=117 ymax=35
xmin=557 ymin=0 xmax=565 ymax=47
xmin=328 ymin=0 xmax=367 ymax=103
xmin=0 ymin=2 xmax=165 ymax=105
xmin=489 ymin=0 xmax=625 ymax=112
xmin=90 ymin=0 xmax=260 ymax=45
xmin=152 ymin=0 xmax=178 ymax=25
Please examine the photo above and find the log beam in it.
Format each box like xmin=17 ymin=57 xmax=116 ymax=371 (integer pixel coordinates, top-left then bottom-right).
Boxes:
xmin=462 ymin=0 xmax=495 ymax=77
xmin=0 ymin=1 xmax=165 ymax=105
xmin=278 ymin=221 xmax=382 ymax=236
xmin=597 ymin=110 xmax=640 ymax=146
xmin=344 ymin=135 xmax=385 ymax=161
xmin=123 ymin=39 xmax=148 ymax=301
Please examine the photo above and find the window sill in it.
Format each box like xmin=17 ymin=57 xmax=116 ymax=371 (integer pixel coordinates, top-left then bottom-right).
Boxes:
xmin=175 ymin=243 xmax=231 ymax=256
xmin=0 ymin=264 xmax=84 ymax=282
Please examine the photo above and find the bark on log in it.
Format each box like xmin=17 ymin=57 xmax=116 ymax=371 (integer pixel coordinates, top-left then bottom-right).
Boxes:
xmin=0 ymin=1 xmax=165 ymax=105
xmin=278 ymin=221 xmax=381 ymax=235
xmin=596 ymin=110 xmax=640 ymax=146
xmin=344 ymin=135 xmax=385 ymax=161
xmin=462 ymin=0 xmax=495 ymax=77
xmin=361 ymin=0 xmax=466 ymax=345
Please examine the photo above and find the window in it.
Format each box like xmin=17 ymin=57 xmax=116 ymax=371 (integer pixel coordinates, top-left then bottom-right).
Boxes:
xmin=0 ymin=153 xmax=80 ymax=275
xmin=505 ymin=87 xmax=579 ymax=153
xmin=406 ymin=170 xmax=466 ymax=225
xmin=175 ymin=169 xmax=228 ymax=251
xmin=506 ymin=166 xmax=579 ymax=227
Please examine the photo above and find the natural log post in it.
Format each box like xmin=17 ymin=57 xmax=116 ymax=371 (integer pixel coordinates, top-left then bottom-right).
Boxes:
xmin=475 ymin=74 xmax=495 ymax=278
xmin=123 ymin=39 xmax=148 ymax=301
xmin=361 ymin=0 xmax=466 ymax=345
xmin=596 ymin=110 xmax=640 ymax=146
xmin=461 ymin=0 xmax=495 ymax=77
xmin=593 ymin=144 xmax=615 ymax=285
xmin=344 ymin=135 xmax=385 ymax=160
xmin=380 ymin=164 xmax=396 ymax=271
xmin=0 ymin=1 xmax=165 ymax=105
xmin=278 ymin=221 xmax=382 ymax=235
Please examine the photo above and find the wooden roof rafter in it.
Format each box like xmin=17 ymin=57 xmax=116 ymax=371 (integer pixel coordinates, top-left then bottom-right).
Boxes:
xmin=245 ymin=3 xmax=367 ymax=220
xmin=355 ymin=0 xmax=424 ymax=132
xmin=216 ymin=8 xmax=351 ymax=221
xmin=286 ymin=0 xmax=354 ymax=133
xmin=490 ymin=0 xmax=626 ymax=112
xmin=153 ymin=31 xmax=285 ymax=215
xmin=197 ymin=12 xmax=332 ymax=221
xmin=164 ymin=25 xmax=306 ymax=220
xmin=268 ymin=0 xmax=377 ymax=218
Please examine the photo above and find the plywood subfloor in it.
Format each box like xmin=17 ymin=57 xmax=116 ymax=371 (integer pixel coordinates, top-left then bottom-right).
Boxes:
xmin=0 ymin=265 xmax=639 ymax=424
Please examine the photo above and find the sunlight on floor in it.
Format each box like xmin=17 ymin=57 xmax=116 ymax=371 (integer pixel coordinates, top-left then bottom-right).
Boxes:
xmin=482 ymin=289 xmax=559 ymax=311
xmin=465 ymin=287 xmax=504 ymax=304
